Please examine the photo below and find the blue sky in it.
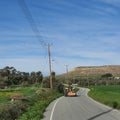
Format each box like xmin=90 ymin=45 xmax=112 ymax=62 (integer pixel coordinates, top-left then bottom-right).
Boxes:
xmin=0 ymin=0 xmax=120 ymax=75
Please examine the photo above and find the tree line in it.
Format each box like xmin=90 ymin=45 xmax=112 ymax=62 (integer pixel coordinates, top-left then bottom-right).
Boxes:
xmin=0 ymin=66 xmax=64 ymax=93
xmin=60 ymin=73 xmax=120 ymax=87
xmin=0 ymin=66 xmax=43 ymax=88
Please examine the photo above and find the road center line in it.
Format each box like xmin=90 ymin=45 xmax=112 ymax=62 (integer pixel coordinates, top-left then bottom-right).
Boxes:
xmin=50 ymin=97 xmax=63 ymax=120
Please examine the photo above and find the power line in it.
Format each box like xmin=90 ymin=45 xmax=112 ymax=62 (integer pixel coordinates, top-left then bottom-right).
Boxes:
xmin=18 ymin=0 xmax=53 ymax=88
xmin=18 ymin=0 xmax=47 ymax=47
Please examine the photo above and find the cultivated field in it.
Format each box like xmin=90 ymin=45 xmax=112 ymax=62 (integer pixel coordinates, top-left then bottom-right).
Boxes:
xmin=88 ymin=85 xmax=120 ymax=109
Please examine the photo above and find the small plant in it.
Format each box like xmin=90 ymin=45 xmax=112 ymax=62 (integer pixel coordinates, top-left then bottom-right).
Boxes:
xmin=113 ymin=101 xmax=118 ymax=109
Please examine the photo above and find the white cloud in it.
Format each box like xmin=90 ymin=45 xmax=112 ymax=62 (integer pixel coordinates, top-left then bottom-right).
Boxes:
xmin=93 ymin=0 xmax=120 ymax=7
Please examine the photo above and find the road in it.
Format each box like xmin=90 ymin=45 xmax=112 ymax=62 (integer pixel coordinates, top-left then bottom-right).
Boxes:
xmin=42 ymin=88 xmax=120 ymax=120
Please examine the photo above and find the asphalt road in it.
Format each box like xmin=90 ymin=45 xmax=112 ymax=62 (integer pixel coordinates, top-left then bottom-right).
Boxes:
xmin=42 ymin=88 xmax=120 ymax=120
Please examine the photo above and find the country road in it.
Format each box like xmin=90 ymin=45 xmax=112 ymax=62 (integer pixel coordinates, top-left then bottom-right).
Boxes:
xmin=42 ymin=88 xmax=120 ymax=120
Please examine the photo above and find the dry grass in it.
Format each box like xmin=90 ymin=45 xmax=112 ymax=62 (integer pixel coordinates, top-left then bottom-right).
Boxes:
xmin=68 ymin=65 xmax=120 ymax=76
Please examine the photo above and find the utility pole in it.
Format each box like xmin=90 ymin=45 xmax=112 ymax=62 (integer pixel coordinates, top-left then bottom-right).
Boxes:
xmin=66 ymin=65 xmax=69 ymax=84
xmin=48 ymin=43 xmax=53 ymax=89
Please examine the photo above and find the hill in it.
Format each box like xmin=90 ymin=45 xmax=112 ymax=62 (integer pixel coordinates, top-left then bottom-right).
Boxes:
xmin=68 ymin=65 xmax=120 ymax=76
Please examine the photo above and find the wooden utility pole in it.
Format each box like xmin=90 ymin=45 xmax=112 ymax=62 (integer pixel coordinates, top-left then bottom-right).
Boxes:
xmin=66 ymin=65 xmax=69 ymax=84
xmin=48 ymin=43 xmax=53 ymax=89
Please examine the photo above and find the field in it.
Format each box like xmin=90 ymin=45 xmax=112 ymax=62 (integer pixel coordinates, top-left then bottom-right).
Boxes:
xmin=0 ymin=86 xmax=38 ymax=103
xmin=0 ymin=86 xmax=62 ymax=120
xmin=88 ymin=85 xmax=120 ymax=109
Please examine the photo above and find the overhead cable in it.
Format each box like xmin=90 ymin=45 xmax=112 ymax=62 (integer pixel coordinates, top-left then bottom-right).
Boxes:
xmin=18 ymin=0 xmax=47 ymax=47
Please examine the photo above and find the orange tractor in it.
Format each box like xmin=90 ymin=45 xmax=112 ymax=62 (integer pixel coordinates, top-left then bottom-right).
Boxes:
xmin=64 ymin=85 xmax=77 ymax=97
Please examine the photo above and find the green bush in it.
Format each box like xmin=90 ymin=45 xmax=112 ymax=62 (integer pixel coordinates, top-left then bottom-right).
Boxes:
xmin=0 ymin=101 xmax=27 ymax=120
xmin=113 ymin=101 xmax=118 ymax=109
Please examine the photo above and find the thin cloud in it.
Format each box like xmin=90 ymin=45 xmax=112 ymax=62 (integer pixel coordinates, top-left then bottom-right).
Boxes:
xmin=95 ymin=0 xmax=120 ymax=6
xmin=0 ymin=0 xmax=120 ymax=74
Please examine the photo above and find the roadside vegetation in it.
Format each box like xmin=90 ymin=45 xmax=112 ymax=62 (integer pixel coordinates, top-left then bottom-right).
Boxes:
xmin=0 ymin=86 xmax=62 ymax=120
xmin=18 ymin=88 xmax=62 ymax=120
xmin=0 ymin=66 xmax=64 ymax=120
xmin=88 ymin=85 xmax=120 ymax=109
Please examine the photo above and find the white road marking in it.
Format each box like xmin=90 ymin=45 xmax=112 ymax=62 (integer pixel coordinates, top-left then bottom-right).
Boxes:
xmin=50 ymin=97 xmax=63 ymax=120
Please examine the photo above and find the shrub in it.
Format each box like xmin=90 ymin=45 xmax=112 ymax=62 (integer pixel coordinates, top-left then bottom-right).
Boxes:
xmin=101 ymin=73 xmax=113 ymax=78
xmin=113 ymin=101 xmax=118 ymax=109
xmin=57 ymin=83 xmax=64 ymax=93
xmin=0 ymin=101 xmax=27 ymax=120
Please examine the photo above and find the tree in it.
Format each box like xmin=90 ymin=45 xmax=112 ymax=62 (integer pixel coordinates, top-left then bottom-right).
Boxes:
xmin=57 ymin=83 xmax=64 ymax=93
xmin=42 ymin=77 xmax=50 ymax=88
xmin=36 ymin=71 xmax=43 ymax=84
xmin=29 ymin=72 xmax=36 ymax=84
xmin=101 ymin=73 xmax=113 ymax=78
